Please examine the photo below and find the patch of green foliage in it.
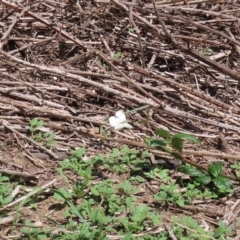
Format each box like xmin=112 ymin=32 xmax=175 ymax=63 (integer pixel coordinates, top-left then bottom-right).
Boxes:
xmin=28 ymin=117 xmax=57 ymax=147
xmin=146 ymin=128 xmax=233 ymax=197
xmin=18 ymin=128 xmax=234 ymax=239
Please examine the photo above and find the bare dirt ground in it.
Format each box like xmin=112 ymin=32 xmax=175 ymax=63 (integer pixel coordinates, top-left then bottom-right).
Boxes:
xmin=1 ymin=0 xmax=240 ymax=239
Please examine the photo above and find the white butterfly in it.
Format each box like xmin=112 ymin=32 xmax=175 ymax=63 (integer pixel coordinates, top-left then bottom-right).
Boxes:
xmin=109 ymin=110 xmax=133 ymax=130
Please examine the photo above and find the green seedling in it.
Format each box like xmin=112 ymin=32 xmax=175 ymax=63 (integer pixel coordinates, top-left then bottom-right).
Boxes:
xmin=34 ymin=132 xmax=57 ymax=147
xmin=147 ymin=128 xmax=232 ymax=198
xmin=22 ymin=220 xmax=51 ymax=239
xmin=114 ymin=52 xmax=122 ymax=59
xmin=144 ymin=168 xmax=170 ymax=182
xmin=230 ymin=161 xmax=240 ymax=177
xmin=181 ymin=162 xmax=233 ymax=195
xmin=128 ymin=27 xmax=136 ymax=33
xmin=28 ymin=118 xmax=57 ymax=148
xmin=154 ymin=182 xmax=185 ymax=207
xmin=94 ymin=146 xmax=149 ymax=173
xmin=201 ymin=48 xmax=214 ymax=56
xmin=146 ymin=128 xmax=200 ymax=155
xmin=0 ymin=174 xmax=14 ymax=207
xmin=173 ymin=216 xmax=214 ymax=239
xmin=28 ymin=117 xmax=44 ymax=133
xmin=214 ymin=220 xmax=232 ymax=239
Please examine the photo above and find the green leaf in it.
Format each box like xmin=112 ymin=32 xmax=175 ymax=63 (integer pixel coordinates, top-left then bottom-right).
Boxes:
xmin=122 ymin=232 xmax=133 ymax=240
xmin=213 ymin=176 xmax=233 ymax=193
xmin=208 ymin=162 xmax=223 ymax=177
xmin=176 ymin=199 xmax=185 ymax=207
xmin=172 ymin=133 xmax=201 ymax=144
xmin=181 ymin=165 xmax=204 ymax=177
xmin=91 ymin=187 xmax=99 ymax=196
xmin=132 ymin=204 xmax=149 ymax=222
xmin=171 ymin=138 xmax=183 ymax=152
xmin=194 ymin=175 xmax=211 ymax=185
xmin=214 ymin=221 xmax=232 ymax=237
xmin=128 ymin=27 xmax=136 ymax=32
xmin=114 ymin=52 xmax=121 ymax=59
xmin=155 ymin=128 xmax=171 ymax=139
xmin=54 ymin=188 xmax=72 ymax=201
xmin=54 ymin=189 xmax=85 ymax=221
xmin=145 ymin=139 xmax=168 ymax=147
xmin=149 ymin=214 xmax=160 ymax=226
xmin=30 ymin=117 xmax=38 ymax=126
xmin=37 ymin=120 xmax=44 ymax=127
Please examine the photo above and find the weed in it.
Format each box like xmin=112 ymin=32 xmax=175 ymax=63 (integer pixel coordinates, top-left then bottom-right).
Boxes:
xmin=144 ymin=168 xmax=170 ymax=182
xmin=128 ymin=27 xmax=136 ymax=32
xmin=146 ymin=128 xmax=233 ymax=197
xmin=154 ymin=182 xmax=185 ymax=207
xmin=230 ymin=161 xmax=240 ymax=177
xmin=28 ymin=118 xmax=57 ymax=148
xmin=173 ymin=216 xmax=213 ymax=239
xmin=214 ymin=220 xmax=232 ymax=239
xmin=22 ymin=220 xmax=51 ymax=239
xmin=201 ymin=48 xmax=214 ymax=56
xmin=94 ymin=146 xmax=149 ymax=173
xmin=28 ymin=117 xmax=44 ymax=133
xmin=0 ymin=174 xmax=14 ymax=207
xmin=181 ymin=162 xmax=233 ymax=195
xmin=49 ymin=148 xmax=161 ymax=238
xmin=114 ymin=52 xmax=122 ymax=59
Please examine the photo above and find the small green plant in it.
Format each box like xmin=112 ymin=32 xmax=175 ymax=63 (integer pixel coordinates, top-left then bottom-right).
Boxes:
xmin=146 ymin=128 xmax=200 ymax=155
xmin=154 ymin=182 xmax=185 ymax=207
xmin=230 ymin=161 xmax=240 ymax=177
xmin=201 ymin=48 xmax=214 ymax=56
xmin=120 ymin=198 xmax=160 ymax=233
xmin=22 ymin=220 xmax=51 ymax=239
xmin=28 ymin=118 xmax=57 ymax=147
xmin=128 ymin=27 xmax=136 ymax=33
xmin=173 ymin=216 xmax=214 ymax=239
xmin=114 ymin=52 xmax=122 ymax=59
xmin=172 ymin=217 xmax=232 ymax=239
xmin=214 ymin=220 xmax=232 ymax=239
xmin=147 ymin=128 xmax=233 ymax=197
xmin=0 ymin=174 xmax=14 ymax=207
xmin=28 ymin=117 xmax=44 ymax=133
xmin=33 ymin=131 xmax=57 ymax=147
xmin=93 ymin=146 xmax=149 ymax=173
xmin=53 ymin=148 xmax=162 ymax=238
xmin=144 ymin=167 xmax=170 ymax=182
xmin=181 ymin=162 xmax=233 ymax=194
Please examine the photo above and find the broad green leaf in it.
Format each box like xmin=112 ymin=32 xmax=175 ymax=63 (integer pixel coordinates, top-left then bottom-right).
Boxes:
xmin=132 ymin=204 xmax=149 ymax=222
xmin=194 ymin=175 xmax=211 ymax=185
xmin=176 ymin=199 xmax=185 ymax=207
xmin=172 ymin=133 xmax=201 ymax=144
xmin=84 ymin=166 xmax=92 ymax=179
xmin=171 ymin=138 xmax=183 ymax=152
xmin=213 ymin=176 xmax=233 ymax=193
xmin=91 ymin=188 xmax=99 ymax=196
xmin=145 ymin=139 xmax=168 ymax=147
xmin=30 ymin=117 xmax=38 ymax=126
xmin=155 ymin=128 xmax=171 ymax=139
xmin=37 ymin=120 xmax=44 ymax=127
xmin=208 ymin=162 xmax=223 ymax=177
xmin=214 ymin=221 xmax=232 ymax=237
xmin=150 ymin=214 xmax=160 ymax=226
xmin=122 ymin=232 xmax=133 ymax=240
xmin=181 ymin=165 xmax=204 ymax=177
